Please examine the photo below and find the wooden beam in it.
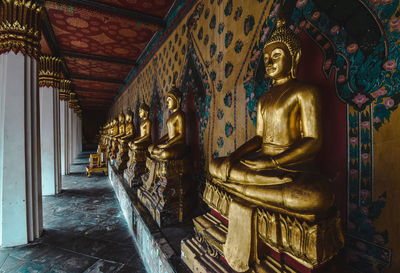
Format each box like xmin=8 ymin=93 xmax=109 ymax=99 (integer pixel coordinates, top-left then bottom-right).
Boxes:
xmin=61 ymin=50 xmax=137 ymax=66
xmin=75 ymin=87 xmax=118 ymax=94
xmin=71 ymin=74 xmax=124 ymax=84
xmin=47 ymin=0 xmax=166 ymax=28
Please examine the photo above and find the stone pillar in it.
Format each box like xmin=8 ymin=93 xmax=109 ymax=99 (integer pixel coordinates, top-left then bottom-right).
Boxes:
xmin=0 ymin=0 xmax=43 ymax=247
xmin=59 ymin=80 xmax=71 ymax=175
xmin=39 ymin=56 xmax=62 ymax=195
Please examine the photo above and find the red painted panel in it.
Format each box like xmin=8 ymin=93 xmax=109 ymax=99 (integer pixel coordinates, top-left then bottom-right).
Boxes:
xmin=297 ymin=31 xmax=347 ymax=226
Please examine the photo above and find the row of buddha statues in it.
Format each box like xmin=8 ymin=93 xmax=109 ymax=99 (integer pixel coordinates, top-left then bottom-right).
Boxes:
xmin=97 ymin=15 xmax=344 ymax=273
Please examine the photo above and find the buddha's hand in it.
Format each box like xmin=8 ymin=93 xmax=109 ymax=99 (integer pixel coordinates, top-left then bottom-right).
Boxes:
xmin=240 ymin=158 xmax=275 ymax=170
xmin=156 ymin=143 xmax=168 ymax=149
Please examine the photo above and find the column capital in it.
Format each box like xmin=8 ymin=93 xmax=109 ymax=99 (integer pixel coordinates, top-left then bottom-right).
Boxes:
xmin=39 ymin=55 xmax=63 ymax=88
xmin=68 ymin=91 xmax=78 ymax=109
xmin=59 ymin=79 xmax=72 ymax=101
xmin=0 ymin=0 xmax=43 ymax=59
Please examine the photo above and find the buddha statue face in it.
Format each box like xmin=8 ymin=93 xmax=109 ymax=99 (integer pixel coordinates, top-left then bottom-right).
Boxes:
xmin=166 ymin=94 xmax=181 ymax=111
xmin=139 ymin=108 xmax=148 ymax=119
xmin=118 ymin=113 xmax=125 ymax=123
xmin=263 ymin=42 xmax=292 ymax=79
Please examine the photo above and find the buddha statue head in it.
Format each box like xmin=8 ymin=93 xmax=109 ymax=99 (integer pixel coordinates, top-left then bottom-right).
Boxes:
xmin=118 ymin=112 xmax=125 ymax=124
xmin=113 ymin=118 xmax=118 ymax=126
xmin=126 ymin=108 xmax=134 ymax=123
xmin=263 ymin=16 xmax=301 ymax=83
xmin=139 ymin=102 xmax=150 ymax=119
xmin=166 ymin=84 xmax=182 ymax=111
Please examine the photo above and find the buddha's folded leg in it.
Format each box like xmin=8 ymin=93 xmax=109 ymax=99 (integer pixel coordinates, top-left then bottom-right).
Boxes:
xmin=155 ymin=144 xmax=188 ymax=160
xmin=228 ymin=162 xmax=293 ymax=186
xmin=209 ymin=157 xmax=228 ymax=180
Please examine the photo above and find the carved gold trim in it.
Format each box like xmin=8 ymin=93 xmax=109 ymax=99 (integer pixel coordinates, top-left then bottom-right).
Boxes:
xmin=39 ymin=55 xmax=62 ymax=88
xmin=59 ymin=79 xmax=71 ymax=101
xmin=0 ymin=0 xmax=43 ymax=58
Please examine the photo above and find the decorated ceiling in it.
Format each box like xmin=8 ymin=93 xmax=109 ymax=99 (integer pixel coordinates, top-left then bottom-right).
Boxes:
xmin=40 ymin=0 xmax=176 ymax=110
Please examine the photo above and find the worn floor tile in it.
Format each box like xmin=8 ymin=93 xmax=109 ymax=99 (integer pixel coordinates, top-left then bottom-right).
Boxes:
xmin=0 ymin=153 xmax=146 ymax=273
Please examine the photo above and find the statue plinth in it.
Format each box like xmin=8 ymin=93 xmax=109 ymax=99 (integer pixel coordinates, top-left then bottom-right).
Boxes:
xmin=137 ymin=156 xmax=195 ymax=227
xmin=114 ymin=140 xmax=131 ymax=172
xmin=182 ymin=178 xmax=344 ymax=273
xmin=124 ymin=149 xmax=148 ymax=187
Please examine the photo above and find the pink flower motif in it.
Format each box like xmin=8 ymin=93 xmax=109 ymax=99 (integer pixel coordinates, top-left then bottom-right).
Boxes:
xmin=374 ymin=116 xmax=382 ymax=123
xmin=360 ymin=207 xmax=369 ymax=216
xmin=350 ymin=169 xmax=358 ymax=175
xmin=374 ymin=234 xmax=385 ymax=245
xmin=299 ymin=21 xmax=306 ymax=28
xmin=361 ymin=121 xmax=370 ymax=128
xmin=361 ymin=189 xmax=370 ymax=199
xmin=311 ymin=11 xmax=320 ymax=20
xmin=350 ymin=137 xmax=358 ymax=145
xmin=347 ymin=43 xmax=359 ymax=53
xmin=389 ymin=17 xmax=400 ymax=29
xmin=250 ymin=92 xmax=255 ymax=99
xmin=296 ymin=0 xmax=308 ymax=8
xmin=323 ymin=42 xmax=330 ymax=49
xmin=383 ymin=60 xmax=397 ymax=71
xmin=324 ymin=59 xmax=332 ymax=70
xmin=370 ymin=0 xmax=381 ymax=4
xmin=349 ymin=203 xmax=358 ymax=212
xmin=384 ymin=98 xmax=395 ymax=109
xmin=305 ymin=22 xmax=311 ymax=29
xmin=316 ymin=34 xmax=323 ymax=41
xmin=361 ymin=153 xmax=369 ymax=160
xmin=382 ymin=0 xmax=394 ymax=5
xmin=251 ymin=112 xmax=256 ymax=119
xmin=356 ymin=241 xmax=367 ymax=251
xmin=330 ymin=25 xmax=340 ymax=34
xmin=269 ymin=4 xmax=279 ymax=18
xmin=371 ymin=88 xmax=387 ymax=98
xmin=352 ymin=93 xmax=369 ymax=108
xmin=337 ymin=75 xmax=346 ymax=83
xmin=294 ymin=28 xmax=301 ymax=34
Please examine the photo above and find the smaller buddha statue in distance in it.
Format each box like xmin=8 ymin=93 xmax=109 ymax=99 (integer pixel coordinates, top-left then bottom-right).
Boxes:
xmin=148 ymin=84 xmax=187 ymax=161
xmin=130 ymin=102 xmax=151 ymax=151
xmin=124 ymin=103 xmax=152 ymax=183
xmin=120 ymin=108 xmax=135 ymax=142
xmin=114 ymin=112 xmax=126 ymax=140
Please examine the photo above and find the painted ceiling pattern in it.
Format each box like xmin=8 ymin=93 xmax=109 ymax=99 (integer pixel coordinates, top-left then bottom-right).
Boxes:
xmin=64 ymin=57 xmax=132 ymax=81
xmin=40 ymin=0 xmax=177 ymax=110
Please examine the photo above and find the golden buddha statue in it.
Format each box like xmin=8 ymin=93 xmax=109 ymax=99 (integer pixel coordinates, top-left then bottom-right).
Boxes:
xmin=124 ymin=103 xmax=152 ymax=186
xmin=107 ymin=119 xmax=119 ymax=158
xmin=182 ymin=15 xmax=343 ymax=273
xmin=138 ymin=85 xmax=194 ymax=226
xmin=115 ymin=109 xmax=135 ymax=171
xmin=110 ymin=113 xmax=125 ymax=161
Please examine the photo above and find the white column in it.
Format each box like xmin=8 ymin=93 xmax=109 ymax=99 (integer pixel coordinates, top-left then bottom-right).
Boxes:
xmin=39 ymin=86 xmax=61 ymax=195
xmin=60 ymin=100 xmax=67 ymax=175
xmin=68 ymin=107 xmax=74 ymax=166
xmin=0 ymin=52 xmax=42 ymax=246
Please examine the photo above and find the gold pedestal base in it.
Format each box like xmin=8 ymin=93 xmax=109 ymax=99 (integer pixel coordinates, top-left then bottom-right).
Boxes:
xmin=183 ymin=179 xmax=344 ymax=273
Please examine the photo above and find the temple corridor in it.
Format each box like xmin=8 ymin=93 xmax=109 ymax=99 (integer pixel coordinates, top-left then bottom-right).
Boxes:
xmin=0 ymin=152 xmax=146 ymax=273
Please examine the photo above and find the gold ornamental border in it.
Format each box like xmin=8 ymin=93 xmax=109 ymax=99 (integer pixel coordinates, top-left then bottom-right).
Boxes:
xmin=39 ymin=55 xmax=62 ymax=88
xmin=0 ymin=0 xmax=43 ymax=59
xmin=59 ymin=79 xmax=72 ymax=101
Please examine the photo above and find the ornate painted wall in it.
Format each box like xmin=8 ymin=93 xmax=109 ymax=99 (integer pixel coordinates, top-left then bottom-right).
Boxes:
xmin=109 ymin=0 xmax=400 ymax=272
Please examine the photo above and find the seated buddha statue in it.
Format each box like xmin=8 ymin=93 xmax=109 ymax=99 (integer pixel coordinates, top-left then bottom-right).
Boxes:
xmin=107 ymin=119 xmax=119 ymax=157
xmin=115 ymin=109 xmax=135 ymax=171
xmin=139 ymin=85 xmax=194 ymax=226
xmin=147 ymin=86 xmax=187 ymax=161
xmin=110 ymin=113 xmax=125 ymax=160
xmin=196 ymin=16 xmax=342 ymax=272
xmin=124 ymin=103 xmax=152 ymax=185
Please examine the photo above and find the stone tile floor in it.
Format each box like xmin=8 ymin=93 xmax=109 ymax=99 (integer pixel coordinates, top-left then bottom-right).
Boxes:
xmin=0 ymin=152 xmax=146 ymax=273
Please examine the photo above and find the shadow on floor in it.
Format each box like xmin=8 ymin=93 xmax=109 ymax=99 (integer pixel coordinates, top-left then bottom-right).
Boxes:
xmin=0 ymin=152 xmax=146 ymax=273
